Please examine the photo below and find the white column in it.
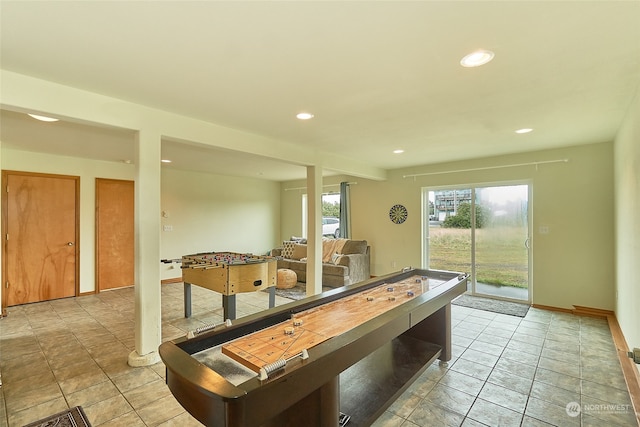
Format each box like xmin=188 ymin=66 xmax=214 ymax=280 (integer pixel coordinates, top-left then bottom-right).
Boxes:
xmin=306 ymin=165 xmax=323 ymax=296
xmin=128 ymin=129 xmax=162 ymax=366
xmin=0 ymin=140 xmax=2 ymax=311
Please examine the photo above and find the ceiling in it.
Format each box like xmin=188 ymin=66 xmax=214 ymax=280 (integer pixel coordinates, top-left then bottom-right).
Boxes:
xmin=1 ymin=1 xmax=639 ymax=181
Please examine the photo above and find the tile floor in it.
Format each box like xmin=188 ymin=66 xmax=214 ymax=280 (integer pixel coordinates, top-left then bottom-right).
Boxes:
xmin=0 ymin=283 xmax=637 ymax=427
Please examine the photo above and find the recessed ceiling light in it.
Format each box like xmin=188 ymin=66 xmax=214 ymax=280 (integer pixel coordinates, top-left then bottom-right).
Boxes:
xmin=28 ymin=113 xmax=59 ymax=122
xmin=296 ymin=112 xmax=314 ymax=120
xmin=460 ymin=50 xmax=495 ymax=68
xmin=393 ymin=149 xmax=405 ymax=154
xmin=515 ymin=128 xmax=533 ymax=134
xmin=161 ymin=159 xmax=172 ymax=163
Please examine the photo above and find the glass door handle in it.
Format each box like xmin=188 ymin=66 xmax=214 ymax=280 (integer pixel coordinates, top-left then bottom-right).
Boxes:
xmin=524 ymin=238 xmax=530 ymax=249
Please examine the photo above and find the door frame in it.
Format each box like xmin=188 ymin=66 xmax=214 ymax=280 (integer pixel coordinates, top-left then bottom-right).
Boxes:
xmin=422 ymin=180 xmax=532 ymax=304
xmin=1 ymin=170 xmax=80 ymax=313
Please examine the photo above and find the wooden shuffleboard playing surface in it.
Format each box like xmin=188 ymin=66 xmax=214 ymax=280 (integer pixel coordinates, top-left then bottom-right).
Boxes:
xmin=221 ymin=275 xmax=446 ymax=373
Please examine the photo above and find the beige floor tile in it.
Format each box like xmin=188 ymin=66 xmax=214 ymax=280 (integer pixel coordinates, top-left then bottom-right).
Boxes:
xmin=59 ymin=369 xmax=110 ymax=395
xmin=467 ymin=398 xmax=523 ymax=427
xmin=1 ymin=284 xmax=637 ymax=427
xmin=123 ymin=378 xmax=172 ymax=410
xmin=155 ymin=411 xmax=205 ymax=426
xmin=52 ymin=358 xmax=101 ymax=382
xmin=66 ymin=380 xmax=121 ymax=408
xmin=136 ymin=394 xmax=186 ymax=426
xmin=4 ymin=382 xmax=63 ymax=414
xmin=96 ymin=410 xmax=147 ymax=427
xmin=83 ymin=394 xmax=133 ymax=426
xmin=111 ymin=366 xmax=161 ymax=394
xmin=6 ymin=396 xmax=67 ymax=427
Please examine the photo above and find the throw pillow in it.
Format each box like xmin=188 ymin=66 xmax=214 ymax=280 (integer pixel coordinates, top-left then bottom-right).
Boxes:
xmin=281 ymin=241 xmax=296 ymax=259
xmin=331 ymin=253 xmax=341 ymax=264
xmin=322 ymin=238 xmax=347 ymax=262
xmin=291 ymin=244 xmax=307 ymax=260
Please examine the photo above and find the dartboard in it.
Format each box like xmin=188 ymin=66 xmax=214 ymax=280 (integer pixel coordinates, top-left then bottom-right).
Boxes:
xmin=389 ymin=204 xmax=408 ymax=224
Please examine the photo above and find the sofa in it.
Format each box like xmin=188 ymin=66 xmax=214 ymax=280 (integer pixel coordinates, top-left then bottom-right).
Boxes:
xmin=271 ymin=238 xmax=370 ymax=288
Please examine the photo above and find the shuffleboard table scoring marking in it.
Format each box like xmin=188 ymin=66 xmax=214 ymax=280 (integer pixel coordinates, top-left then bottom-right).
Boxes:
xmin=221 ymin=275 xmax=446 ymax=377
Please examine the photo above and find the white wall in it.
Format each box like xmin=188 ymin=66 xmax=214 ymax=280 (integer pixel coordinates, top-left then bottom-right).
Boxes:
xmin=159 ymin=168 xmax=280 ymax=280
xmin=278 ymin=175 xmax=353 ymax=242
xmin=1 ymin=148 xmax=281 ymax=292
xmin=281 ymin=142 xmax=616 ymax=311
xmin=614 ymin=86 xmax=640 ymax=366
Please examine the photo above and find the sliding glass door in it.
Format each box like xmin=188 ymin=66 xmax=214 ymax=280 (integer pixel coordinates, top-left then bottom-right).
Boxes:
xmin=474 ymin=185 xmax=530 ymax=300
xmin=425 ymin=189 xmax=473 ymax=292
xmin=424 ymin=183 xmax=530 ymax=302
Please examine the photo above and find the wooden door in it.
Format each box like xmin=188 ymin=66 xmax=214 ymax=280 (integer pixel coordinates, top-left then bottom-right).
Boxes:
xmin=3 ymin=171 xmax=79 ymax=307
xmin=96 ymin=178 xmax=134 ymax=291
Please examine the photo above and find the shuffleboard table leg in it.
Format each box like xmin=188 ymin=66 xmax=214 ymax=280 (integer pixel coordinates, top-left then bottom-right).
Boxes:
xmin=268 ymin=286 xmax=276 ymax=309
xmin=319 ymin=375 xmax=340 ymax=427
xmin=223 ymin=294 xmax=236 ymax=321
xmin=184 ymin=282 xmax=192 ymax=318
xmin=403 ymin=303 xmax=452 ymax=362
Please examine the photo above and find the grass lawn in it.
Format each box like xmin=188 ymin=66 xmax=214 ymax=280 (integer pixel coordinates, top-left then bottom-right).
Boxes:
xmin=429 ymin=226 xmax=528 ymax=288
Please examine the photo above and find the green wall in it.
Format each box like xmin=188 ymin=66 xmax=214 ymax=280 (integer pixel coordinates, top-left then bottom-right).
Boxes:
xmin=281 ymin=142 xmax=615 ymax=311
xmin=614 ymin=86 xmax=640 ymax=363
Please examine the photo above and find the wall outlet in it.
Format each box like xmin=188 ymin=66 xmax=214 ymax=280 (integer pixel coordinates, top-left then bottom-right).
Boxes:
xmin=163 ymin=225 xmax=173 ymax=232
xmin=391 ymin=261 xmax=397 ymax=269
xmin=538 ymin=226 xmax=549 ymax=234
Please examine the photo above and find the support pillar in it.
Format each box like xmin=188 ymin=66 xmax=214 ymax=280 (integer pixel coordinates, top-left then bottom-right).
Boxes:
xmin=306 ymin=165 xmax=323 ymax=296
xmin=128 ymin=129 xmax=162 ymax=366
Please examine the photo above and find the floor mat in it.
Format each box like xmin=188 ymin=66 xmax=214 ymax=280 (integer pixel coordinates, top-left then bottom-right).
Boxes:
xmin=272 ymin=283 xmax=332 ymax=300
xmin=452 ymin=294 xmax=530 ymax=317
xmin=24 ymin=406 xmax=91 ymax=427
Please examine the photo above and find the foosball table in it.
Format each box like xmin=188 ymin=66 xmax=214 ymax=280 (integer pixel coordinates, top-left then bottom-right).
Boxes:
xmin=181 ymin=252 xmax=277 ymax=321
xmin=160 ymin=268 xmax=468 ymax=427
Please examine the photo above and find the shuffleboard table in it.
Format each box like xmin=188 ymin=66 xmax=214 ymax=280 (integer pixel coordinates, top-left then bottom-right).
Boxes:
xmin=160 ymin=267 xmax=468 ymax=427
xmin=181 ymin=252 xmax=277 ymax=321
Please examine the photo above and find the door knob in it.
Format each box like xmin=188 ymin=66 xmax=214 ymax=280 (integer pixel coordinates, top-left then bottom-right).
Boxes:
xmin=67 ymin=242 xmax=75 ymax=246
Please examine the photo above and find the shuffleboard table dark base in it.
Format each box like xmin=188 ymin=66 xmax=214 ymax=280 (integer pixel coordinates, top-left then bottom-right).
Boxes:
xmin=160 ymin=268 xmax=467 ymax=427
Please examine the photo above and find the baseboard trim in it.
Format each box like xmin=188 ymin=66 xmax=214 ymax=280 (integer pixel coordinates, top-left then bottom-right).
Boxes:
xmin=531 ymin=304 xmax=572 ymax=314
xmin=531 ymin=303 xmax=615 ymax=319
xmin=607 ymin=314 xmax=640 ymax=426
xmin=161 ymin=277 xmax=182 ymax=285
xmin=78 ymin=290 xmax=96 ymax=297
xmin=572 ymin=305 xmax=615 ymax=318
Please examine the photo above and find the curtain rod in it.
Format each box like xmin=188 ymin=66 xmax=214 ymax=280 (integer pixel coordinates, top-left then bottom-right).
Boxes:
xmin=284 ymin=182 xmax=357 ymax=191
xmin=402 ymin=159 xmax=569 ymax=179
